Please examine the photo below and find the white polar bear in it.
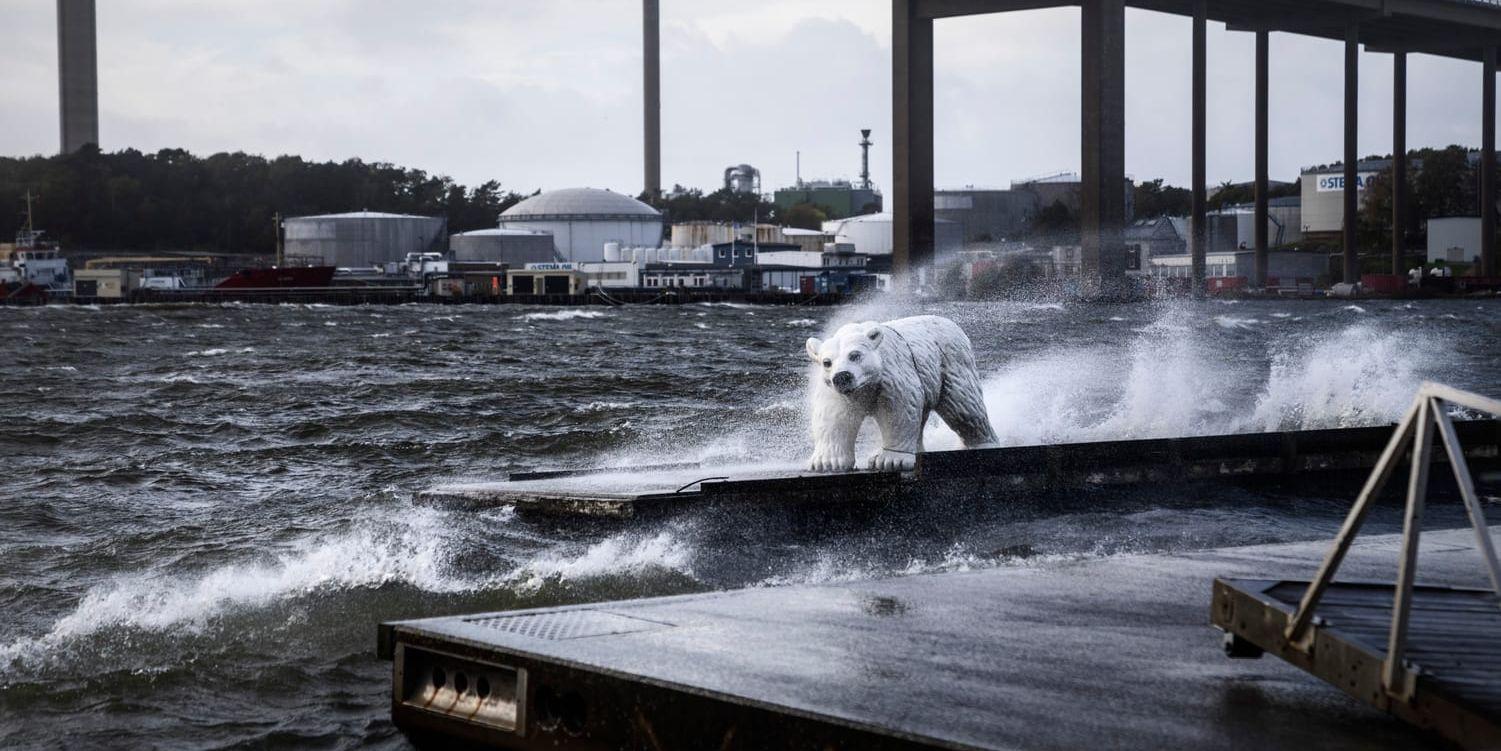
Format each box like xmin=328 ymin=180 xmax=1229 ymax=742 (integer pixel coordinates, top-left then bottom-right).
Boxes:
xmin=805 ymin=315 xmax=999 ymax=472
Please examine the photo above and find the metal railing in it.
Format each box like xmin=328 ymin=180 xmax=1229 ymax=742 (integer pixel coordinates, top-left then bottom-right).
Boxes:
xmin=1284 ymin=382 xmax=1501 ymax=700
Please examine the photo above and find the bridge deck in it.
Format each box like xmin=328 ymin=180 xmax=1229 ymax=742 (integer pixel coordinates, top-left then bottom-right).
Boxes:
xmin=917 ymin=0 xmax=1501 ymax=60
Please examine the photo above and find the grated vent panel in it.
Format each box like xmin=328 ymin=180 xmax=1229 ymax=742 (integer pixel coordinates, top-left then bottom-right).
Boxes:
xmin=464 ymin=609 xmax=672 ymax=641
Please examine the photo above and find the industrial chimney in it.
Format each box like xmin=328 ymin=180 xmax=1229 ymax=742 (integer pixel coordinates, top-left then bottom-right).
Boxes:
xmin=643 ymin=0 xmax=661 ymax=199
xmin=859 ymin=129 xmax=873 ymax=190
xmin=57 ymin=0 xmax=99 ymax=154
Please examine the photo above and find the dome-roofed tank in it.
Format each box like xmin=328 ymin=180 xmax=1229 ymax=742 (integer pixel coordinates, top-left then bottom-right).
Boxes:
xmin=499 ymin=188 xmax=663 ymax=262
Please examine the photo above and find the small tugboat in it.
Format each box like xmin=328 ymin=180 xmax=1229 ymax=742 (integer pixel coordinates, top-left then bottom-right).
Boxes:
xmin=1 ymin=192 xmax=71 ymax=304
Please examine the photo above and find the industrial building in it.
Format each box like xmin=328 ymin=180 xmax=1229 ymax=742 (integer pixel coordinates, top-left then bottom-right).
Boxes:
xmin=931 ymin=176 xmax=1136 ymax=246
xmin=498 ymin=188 xmax=663 ymax=263
xmin=1298 ymin=158 xmax=1392 ymax=236
xmin=1011 ymin=173 xmax=1136 ymax=221
xmin=73 ymin=267 xmax=137 ymax=299
xmin=282 ymin=211 xmax=447 ymax=269
xmin=723 ymin=164 xmax=760 ymax=194
xmin=935 ymin=189 xmax=1038 ymax=243
xmin=508 ymin=265 xmax=584 ymax=296
xmin=1222 ymin=197 xmax=1304 ymax=247
xmin=823 ymin=213 xmax=962 ymax=267
xmin=449 ymin=228 xmax=556 ymax=265
xmin=1124 ymin=217 xmax=1186 ymax=272
xmin=774 ymin=180 xmax=881 ymax=221
xmin=1148 ymin=250 xmax=1328 ymax=291
xmin=1428 ymin=217 xmax=1483 ymax=265
xmin=667 ymin=222 xmax=833 ymax=254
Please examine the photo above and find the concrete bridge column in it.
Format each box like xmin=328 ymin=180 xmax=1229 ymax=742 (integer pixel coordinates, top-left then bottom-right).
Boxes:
xmin=1080 ymin=0 xmax=1128 ymax=299
xmin=1254 ymin=30 xmax=1269 ymax=288
xmin=1392 ymin=52 xmax=1407 ymax=276
xmin=892 ymin=0 xmax=935 ymax=281
xmin=1190 ymin=0 xmax=1207 ymax=297
xmin=1342 ymin=24 xmax=1361 ymax=284
xmin=1484 ymin=46 xmax=1497 ymax=277
xmin=643 ymin=0 xmax=661 ymax=199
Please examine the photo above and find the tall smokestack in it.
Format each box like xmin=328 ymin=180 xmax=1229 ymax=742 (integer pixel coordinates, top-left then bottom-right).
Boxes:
xmin=57 ymin=0 xmax=99 ymax=154
xmin=643 ymin=0 xmax=660 ymax=199
xmin=859 ymin=129 xmax=873 ymax=190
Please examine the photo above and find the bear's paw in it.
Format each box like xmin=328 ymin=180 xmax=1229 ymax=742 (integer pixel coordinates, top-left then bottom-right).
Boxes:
xmin=867 ymin=449 xmax=916 ymax=472
xmin=807 ymin=447 xmax=856 ymax=473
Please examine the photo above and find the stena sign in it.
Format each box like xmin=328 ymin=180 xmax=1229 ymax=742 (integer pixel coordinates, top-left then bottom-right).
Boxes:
xmin=525 ymin=262 xmax=578 ymax=271
xmin=1315 ymin=173 xmax=1379 ymax=192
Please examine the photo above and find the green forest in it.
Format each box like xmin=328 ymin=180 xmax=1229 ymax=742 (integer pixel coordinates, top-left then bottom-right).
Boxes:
xmin=0 ymin=148 xmax=790 ymax=256
xmin=0 ymin=147 xmax=534 ymax=254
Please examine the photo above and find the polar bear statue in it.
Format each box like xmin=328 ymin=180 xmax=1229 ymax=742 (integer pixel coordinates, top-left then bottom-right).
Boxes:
xmin=805 ymin=315 xmax=999 ymax=472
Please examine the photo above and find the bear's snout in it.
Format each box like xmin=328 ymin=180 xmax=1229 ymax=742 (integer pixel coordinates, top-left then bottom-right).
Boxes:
xmin=831 ymin=371 xmax=856 ymax=391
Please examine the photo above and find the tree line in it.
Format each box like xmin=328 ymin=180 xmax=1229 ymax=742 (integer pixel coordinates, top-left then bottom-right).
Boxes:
xmin=0 ymin=147 xmax=534 ymax=254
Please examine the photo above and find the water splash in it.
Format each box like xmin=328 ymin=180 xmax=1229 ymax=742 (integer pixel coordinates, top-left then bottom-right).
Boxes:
xmin=0 ymin=508 xmax=474 ymax=670
xmin=503 ymin=531 xmax=694 ymax=592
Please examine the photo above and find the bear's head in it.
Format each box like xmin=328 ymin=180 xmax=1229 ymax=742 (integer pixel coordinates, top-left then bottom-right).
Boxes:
xmin=806 ymin=321 xmax=886 ymax=395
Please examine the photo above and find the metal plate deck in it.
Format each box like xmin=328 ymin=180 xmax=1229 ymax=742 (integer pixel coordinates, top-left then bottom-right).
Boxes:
xmin=381 ymin=527 xmax=1498 ymax=749
xmin=1214 ymin=578 xmax=1501 ymax=749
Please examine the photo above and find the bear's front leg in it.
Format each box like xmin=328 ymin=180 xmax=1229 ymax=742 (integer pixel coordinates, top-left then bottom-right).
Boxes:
xmin=868 ymin=395 xmax=922 ymax=471
xmin=807 ymin=400 xmax=862 ymax=472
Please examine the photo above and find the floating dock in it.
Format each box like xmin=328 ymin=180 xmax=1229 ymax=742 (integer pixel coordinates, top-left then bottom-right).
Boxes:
xmin=378 ymin=526 xmax=1496 ymax=749
xmin=418 ymin=420 xmax=1501 ymax=518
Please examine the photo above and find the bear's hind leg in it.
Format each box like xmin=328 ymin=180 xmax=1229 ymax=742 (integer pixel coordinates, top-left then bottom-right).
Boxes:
xmin=936 ymin=376 xmax=999 ymax=449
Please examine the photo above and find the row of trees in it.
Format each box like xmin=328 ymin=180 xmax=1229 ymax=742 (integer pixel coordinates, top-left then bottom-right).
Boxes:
xmin=7 ymin=144 xmax=1483 ymax=256
xmin=1358 ymin=145 xmax=1482 ymax=252
xmin=641 ymin=185 xmax=782 ymax=226
xmin=0 ymin=147 xmax=533 ymax=254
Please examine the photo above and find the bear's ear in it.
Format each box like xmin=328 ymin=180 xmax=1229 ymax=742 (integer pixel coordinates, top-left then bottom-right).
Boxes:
xmin=805 ymin=337 xmax=823 ymax=362
xmin=865 ymin=325 xmax=884 ymax=347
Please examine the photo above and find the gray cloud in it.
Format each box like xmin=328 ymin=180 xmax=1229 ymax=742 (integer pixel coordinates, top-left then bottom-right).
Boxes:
xmin=0 ymin=1 xmax=1487 ymax=196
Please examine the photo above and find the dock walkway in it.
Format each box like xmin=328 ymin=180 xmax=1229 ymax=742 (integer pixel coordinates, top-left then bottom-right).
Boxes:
xmin=380 ymin=527 xmax=1494 ymax=749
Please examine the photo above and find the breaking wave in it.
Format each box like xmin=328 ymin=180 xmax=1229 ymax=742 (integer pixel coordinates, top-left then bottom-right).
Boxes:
xmin=0 ymin=508 xmax=476 ymax=670
xmin=515 ymin=309 xmax=609 ymax=322
xmin=503 ymin=531 xmax=694 ymax=592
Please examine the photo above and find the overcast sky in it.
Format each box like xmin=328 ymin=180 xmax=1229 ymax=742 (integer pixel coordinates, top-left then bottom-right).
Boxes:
xmin=0 ymin=0 xmax=1489 ymax=196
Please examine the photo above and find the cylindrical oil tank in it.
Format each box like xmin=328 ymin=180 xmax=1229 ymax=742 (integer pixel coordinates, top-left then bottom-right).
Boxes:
xmin=604 ymin=242 xmax=622 ymax=262
xmin=450 ymin=228 xmax=558 ymax=264
xmin=282 ymin=211 xmax=447 ymax=268
xmin=498 ymin=188 xmax=663 ymax=263
xmin=824 ymin=212 xmax=962 ymax=261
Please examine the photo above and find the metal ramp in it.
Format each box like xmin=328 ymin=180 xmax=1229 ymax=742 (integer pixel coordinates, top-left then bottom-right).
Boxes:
xmin=1215 ymin=382 xmax=1501 ymax=749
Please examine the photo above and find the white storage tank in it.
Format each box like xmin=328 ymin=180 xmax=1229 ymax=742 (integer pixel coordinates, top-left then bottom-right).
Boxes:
xmin=498 ymin=188 xmax=664 ymax=263
xmin=283 ymin=211 xmax=447 ymax=268
xmin=823 ymin=212 xmax=962 ymax=261
xmin=604 ymin=242 xmax=622 ymax=262
xmin=450 ymin=228 xmax=557 ymax=264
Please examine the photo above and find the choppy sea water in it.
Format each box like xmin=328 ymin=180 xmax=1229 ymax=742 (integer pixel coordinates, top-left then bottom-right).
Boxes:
xmin=0 ymin=298 xmax=1498 ymax=748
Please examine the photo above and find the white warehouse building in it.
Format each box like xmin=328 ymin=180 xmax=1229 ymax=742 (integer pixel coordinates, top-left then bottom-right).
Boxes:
xmin=498 ymin=188 xmax=664 ymax=263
